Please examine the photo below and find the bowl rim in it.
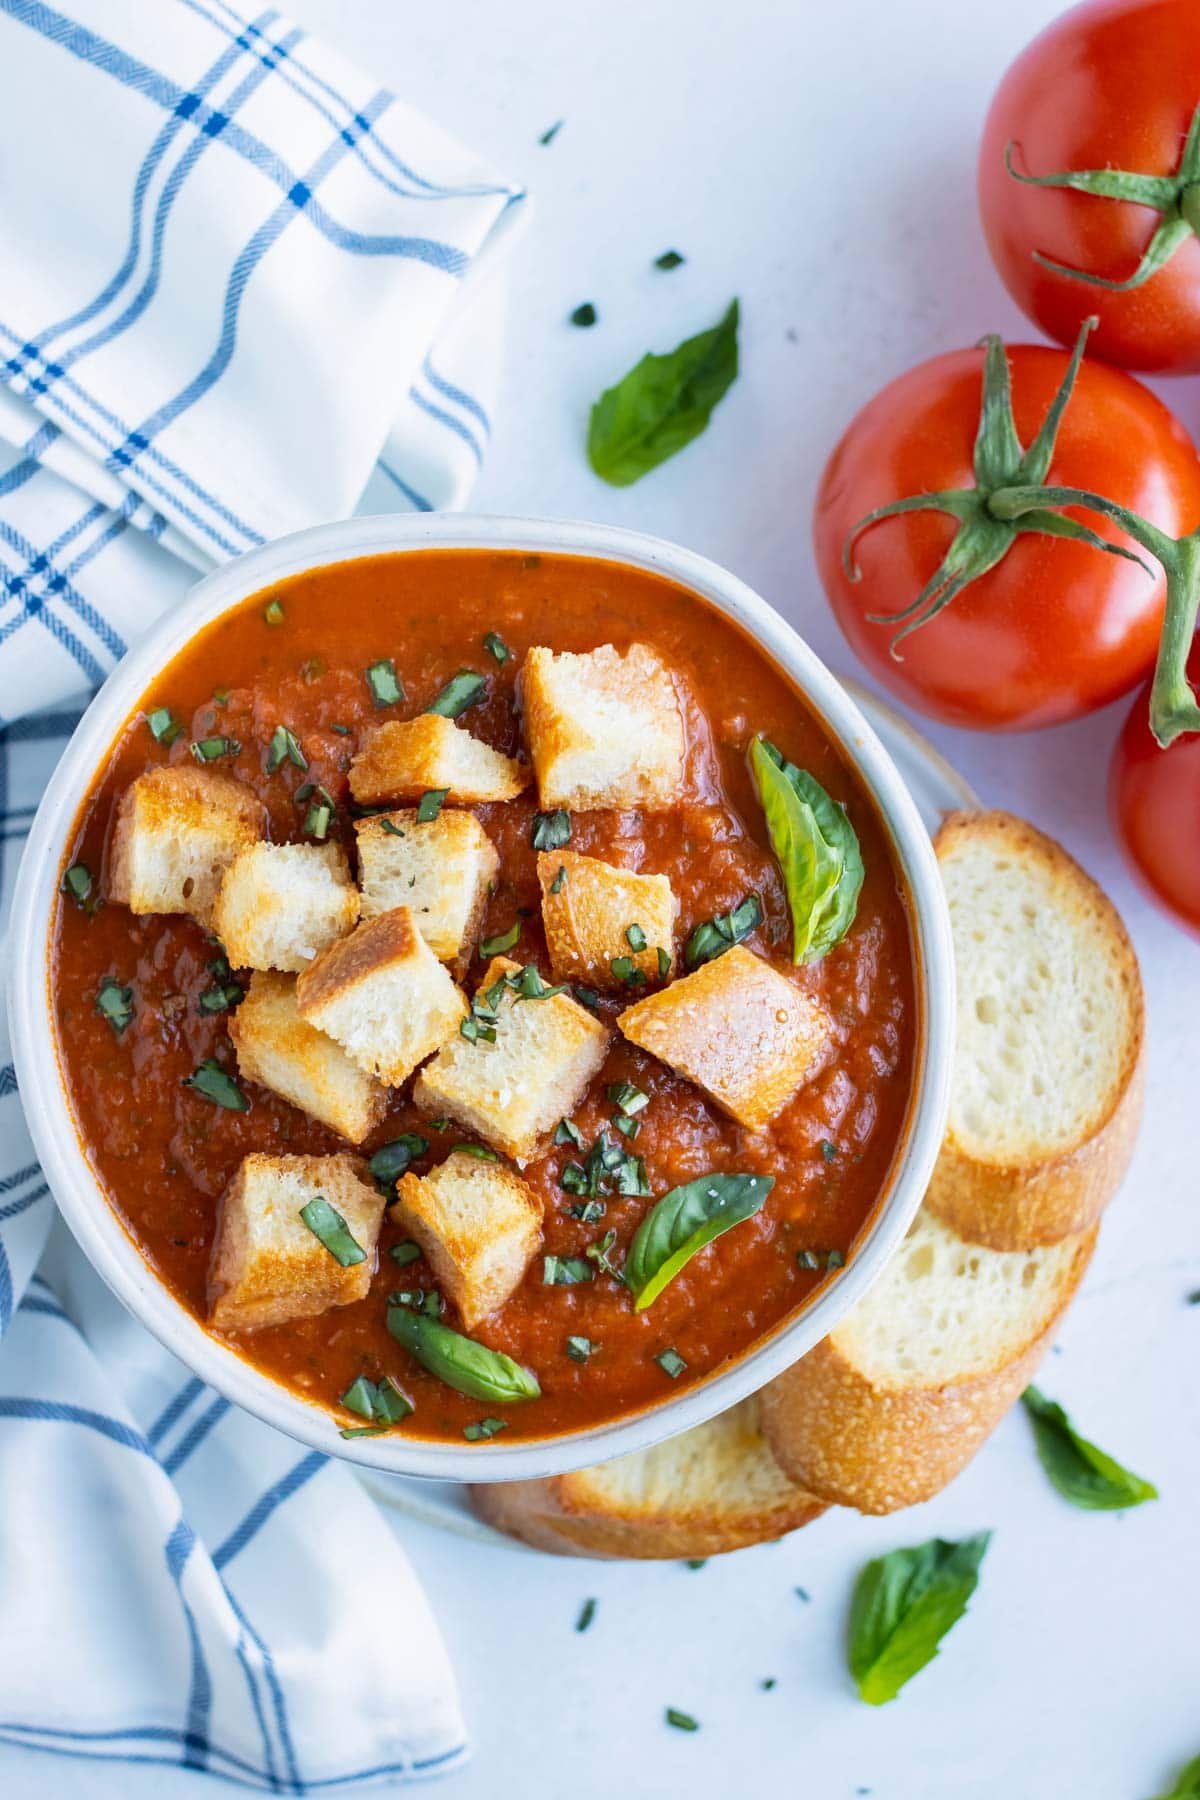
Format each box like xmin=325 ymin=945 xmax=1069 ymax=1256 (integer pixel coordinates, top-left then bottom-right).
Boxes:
xmin=6 ymin=511 xmax=955 ymax=1483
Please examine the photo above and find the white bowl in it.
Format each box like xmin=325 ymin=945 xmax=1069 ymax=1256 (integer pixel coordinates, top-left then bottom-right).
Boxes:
xmin=7 ymin=513 xmax=954 ymax=1483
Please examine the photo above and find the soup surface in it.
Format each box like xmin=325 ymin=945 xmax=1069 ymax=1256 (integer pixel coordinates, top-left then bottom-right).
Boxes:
xmin=51 ymin=549 xmax=916 ymax=1444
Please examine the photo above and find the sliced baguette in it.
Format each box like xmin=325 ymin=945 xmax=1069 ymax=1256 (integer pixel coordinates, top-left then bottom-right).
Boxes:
xmin=471 ymin=1395 xmax=826 ymax=1559
xmin=759 ymin=1207 xmax=1096 ymax=1514
xmin=928 ymin=810 xmax=1144 ymax=1250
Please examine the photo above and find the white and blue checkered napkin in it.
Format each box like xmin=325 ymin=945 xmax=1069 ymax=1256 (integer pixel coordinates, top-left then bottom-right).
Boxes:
xmin=0 ymin=0 xmax=531 ymax=1783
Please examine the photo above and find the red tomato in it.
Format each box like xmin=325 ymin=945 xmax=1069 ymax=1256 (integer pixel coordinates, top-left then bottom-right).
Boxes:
xmin=1111 ymin=636 xmax=1200 ymax=932
xmin=979 ymin=0 xmax=1200 ymax=374
xmin=813 ymin=341 xmax=1200 ymax=730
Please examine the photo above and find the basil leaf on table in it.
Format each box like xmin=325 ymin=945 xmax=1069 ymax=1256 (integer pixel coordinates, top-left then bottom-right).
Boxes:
xmin=587 ymin=300 xmax=739 ymax=487
xmin=1021 ymin=1386 xmax=1158 ymax=1510
xmin=1152 ymin=1754 xmax=1200 ymax=1800
xmin=748 ymin=735 xmax=863 ymax=963
xmin=848 ymin=1531 xmax=991 ymax=1705
xmin=387 ymin=1304 xmax=540 ymax=1403
xmin=623 ymin=1172 xmax=773 ymax=1311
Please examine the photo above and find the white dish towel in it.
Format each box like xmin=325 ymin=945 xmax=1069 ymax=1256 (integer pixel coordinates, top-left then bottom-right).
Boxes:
xmin=0 ymin=0 xmax=527 ymax=1784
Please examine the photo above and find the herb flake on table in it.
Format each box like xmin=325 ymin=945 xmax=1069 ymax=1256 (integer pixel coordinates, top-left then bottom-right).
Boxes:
xmin=538 ymin=119 xmax=563 ymax=145
xmin=1021 ymin=1386 xmax=1158 ymax=1509
xmin=263 ymin=598 xmax=285 ymax=626
xmin=587 ymin=298 xmax=739 ymax=487
xmin=654 ymin=250 xmax=685 ymax=270
xmin=1151 ymin=1753 xmax=1200 ymax=1800
xmin=570 ymin=302 xmax=598 ymax=328
xmin=665 ymin=1708 xmax=699 ymax=1732
xmin=848 ymin=1531 xmax=991 ymax=1705
xmin=575 ymin=1597 xmax=597 ymax=1632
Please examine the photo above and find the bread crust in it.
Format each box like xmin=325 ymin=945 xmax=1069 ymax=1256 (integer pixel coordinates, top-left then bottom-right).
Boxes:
xmin=760 ymin=1223 xmax=1097 ymax=1514
xmin=928 ymin=810 xmax=1145 ymax=1250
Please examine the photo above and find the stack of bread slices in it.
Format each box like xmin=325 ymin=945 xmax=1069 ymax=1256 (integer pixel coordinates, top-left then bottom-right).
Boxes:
xmin=474 ymin=811 xmax=1145 ymax=1555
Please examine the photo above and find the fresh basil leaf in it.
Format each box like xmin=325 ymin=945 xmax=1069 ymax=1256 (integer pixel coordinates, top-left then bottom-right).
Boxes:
xmin=299 ymin=1197 xmax=366 ymax=1267
xmin=1152 ymin=1754 xmax=1200 ymax=1800
xmin=368 ymin=1135 xmax=428 ymax=1189
xmin=848 ymin=1532 xmax=991 ymax=1705
xmin=183 ymin=1059 xmax=249 ymax=1112
xmin=748 ymin=736 xmax=863 ymax=964
xmin=388 ymin=1305 xmax=540 ymax=1403
xmin=1021 ymin=1387 xmax=1158 ymax=1510
xmin=624 ymin=1172 xmax=772 ymax=1310
xmin=426 ymin=670 xmax=485 ymax=718
xmin=587 ymin=300 xmax=739 ymax=487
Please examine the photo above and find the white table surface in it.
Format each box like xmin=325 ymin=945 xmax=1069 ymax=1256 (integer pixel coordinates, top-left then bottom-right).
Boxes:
xmin=6 ymin=1 xmax=1198 ymax=1795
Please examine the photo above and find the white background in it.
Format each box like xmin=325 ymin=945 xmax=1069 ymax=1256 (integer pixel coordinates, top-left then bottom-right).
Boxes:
xmin=7 ymin=1 xmax=1199 ymax=1796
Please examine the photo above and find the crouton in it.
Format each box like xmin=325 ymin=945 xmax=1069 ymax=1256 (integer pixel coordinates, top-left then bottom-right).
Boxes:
xmin=349 ymin=714 xmax=530 ymax=807
xmin=537 ymin=850 xmax=676 ymax=989
xmin=618 ymin=943 xmax=830 ymax=1130
xmin=413 ymin=956 xmax=611 ymax=1162
xmin=108 ymin=765 xmax=265 ymax=928
xmin=355 ymin=808 xmax=499 ymax=967
xmin=389 ymin=1149 xmax=542 ymax=1328
xmin=520 ymin=643 xmax=685 ymax=810
xmin=229 ymin=971 xmax=390 ymax=1144
xmin=295 ymin=908 xmax=466 ymax=1087
xmin=211 ymin=840 xmax=359 ymax=973
xmin=209 ymin=1151 xmax=385 ymax=1331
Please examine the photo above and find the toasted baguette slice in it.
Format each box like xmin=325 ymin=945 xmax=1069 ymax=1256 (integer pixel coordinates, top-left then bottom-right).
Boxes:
xmin=618 ymin=944 xmax=831 ymax=1129
xmin=108 ymin=765 xmax=265 ymax=928
xmin=390 ymin=1149 xmax=542 ymax=1329
xmin=349 ymin=715 xmax=530 ymax=806
xmin=229 ymin=972 xmax=390 ymax=1145
xmin=520 ymin=643 xmax=685 ymax=810
xmin=472 ymin=1396 xmax=826 ymax=1559
xmin=212 ymin=840 xmax=359 ymax=973
xmin=928 ymin=811 xmax=1144 ymax=1250
xmin=760 ymin=1207 xmax=1096 ymax=1514
xmin=537 ymin=850 xmax=676 ymax=990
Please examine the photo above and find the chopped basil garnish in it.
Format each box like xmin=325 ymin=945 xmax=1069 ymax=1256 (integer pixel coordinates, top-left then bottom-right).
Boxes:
xmin=849 ymin=1533 xmax=991 ymax=1705
xmin=588 ymin=299 xmax=739 ymax=487
xmin=96 ymin=976 xmax=134 ymax=1033
xmin=532 ymin=809 xmax=571 ymax=851
xmin=796 ymin=1248 xmax=845 ymax=1272
xmin=146 ymin=706 xmax=181 ymax=746
xmin=655 ymin=249 xmax=685 ymax=270
xmin=566 ymin=1335 xmax=594 ymax=1363
xmin=191 ymin=736 xmax=239 ymax=763
xmin=1021 ymin=1387 xmax=1158 ymax=1510
xmin=460 ymin=994 xmax=498 ymax=1044
xmin=613 ymin=1114 xmax=640 ymax=1140
xmin=586 ymin=1228 xmax=623 ymax=1281
xmin=340 ymin=1376 xmax=377 ymax=1419
xmin=390 ymin=1241 xmax=423 ymax=1268
xmin=266 ymin=724 xmax=307 ymax=774
xmin=263 ymin=598 xmax=285 ymax=625
xmin=610 ymin=955 xmax=645 ymax=988
xmin=554 ymin=1118 xmax=584 ymax=1149
xmin=657 ymin=947 xmax=672 ymax=978
xmin=339 ymin=1374 xmax=413 ymax=1429
xmin=684 ymin=893 xmax=763 ymax=969
xmin=821 ymin=1139 xmax=839 ymax=1162
xmin=426 ymin=670 xmax=485 ymax=718
xmin=62 ymin=863 xmax=93 ymax=908
xmin=539 ymin=119 xmax=563 ymax=145
xmin=749 ymin=736 xmax=864 ymax=964
xmin=827 ymin=1249 xmax=845 ymax=1270
xmin=482 ymin=631 xmax=510 ymax=663
xmin=575 ymin=984 xmax=600 ymax=1010
xmin=339 ymin=1425 xmax=388 ymax=1439
xmin=391 ymin=1288 xmax=442 ymax=1318
xmin=566 ymin=1198 xmax=606 ymax=1223
xmin=213 ymin=687 xmax=230 ymax=706
xmin=625 ymin=923 xmax=647 ymax=952
xmin=428 ymin=1117 xmax=451 ymax=1132
xmin=607 ymin=1081 xmax=649 ymax=1116
xmin=298 ymin=1196 xmax=366 ymax=1266
xmin=184 ymin=1059 xmax=249 ymax=1111
xmin=416 ymin=788 xmax=448 ymax=823
xmin=543 ymin=1255 xmax=594 ymax=1286
xmin=331 ymin=722 xmax=351 ymax=736
xmin=388 ymin=1304 xmax=540 ymax=1402
xmin=464 ymin=1417 xmax=507 ymax=1441
xmin=375 ymin=1377 xmax=414 ymax=1423
xmin=480 ymin=921 xmax=520 ymax=959
xmin=570 ymin=302 xmax=598 ymax=328
xmin=665 ymin=1708 xmax=699 ymax=1731
xmin=303 ymin=799 xmax=333 ymax=840
xmin=656 ymin=1348 xmax=687 ymax=1379
xmin=625 ymin=1173 xmax=773 ymax=1310
xmin=368 ymin=1135 xmax=429 ymax=1189
xmin=366 ymin=658 xmax=405 ymax=707
xmin=451 ymin=1142 xmax=500 ymax=1161
xmin=198 ymin=980 xmax=243 ymax=1015
xmin=576 ymin=1597 xmax=597 ymax=1631
xmin=550 ymin=863 xmax=567 ymax=894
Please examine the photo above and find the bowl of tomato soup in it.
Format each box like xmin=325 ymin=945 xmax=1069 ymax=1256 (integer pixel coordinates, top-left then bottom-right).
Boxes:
xmin=8 ymin=514 xmax=953 ymax=1481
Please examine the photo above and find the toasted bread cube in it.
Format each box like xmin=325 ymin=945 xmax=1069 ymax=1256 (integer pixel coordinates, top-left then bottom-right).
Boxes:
xmin=108 ymin=765 xmax=265 ymax=928
xmin=295 ymin=907 xmax=465 ymax=1086
xmin=520 ymin=643 xmax=685 ymax=810
xmin=390 ymin=1149 xmax=542 ymax=1328
xmin=211 ymin=841 xmax=359 ymax=973
xmin=414 ymin=957 xmax=610 ymax=1162
xmin=229 ymin=972 xmax=390 ymax=1144
xmin=349 ymin=714 xmax=530 ymax=807
xmin=209 ymin=1151 xmax=384 ymax=1331
xmin=618 ymin=944 xmax=831 ymax=1129
xmin=356 ymin=808 xmax=499 ymax=966
xmin=538 ymin=850 xmax=676 ymax=990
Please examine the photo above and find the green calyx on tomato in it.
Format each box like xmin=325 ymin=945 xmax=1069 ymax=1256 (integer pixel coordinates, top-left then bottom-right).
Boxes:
xmin=1003 ymin=103 xmax=1200 ymax=295
xmin=842 ymin=318 xmax=1149 ymax=655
